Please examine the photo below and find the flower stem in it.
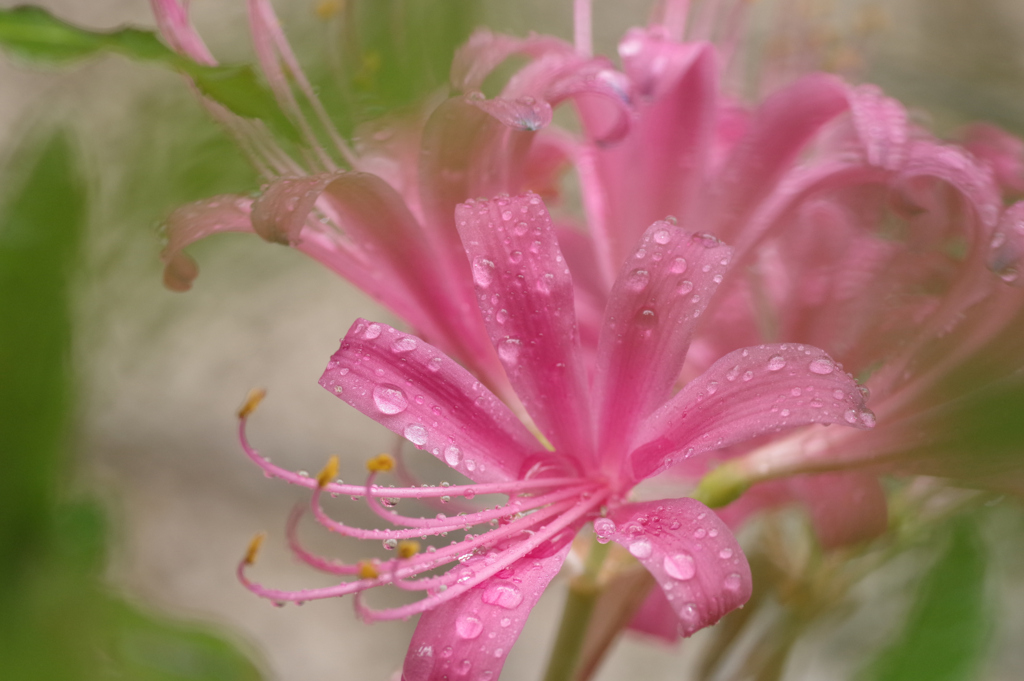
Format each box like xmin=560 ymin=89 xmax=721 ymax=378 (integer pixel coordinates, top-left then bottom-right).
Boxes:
xmin=541 ymin=540 xmax=609 ymax=681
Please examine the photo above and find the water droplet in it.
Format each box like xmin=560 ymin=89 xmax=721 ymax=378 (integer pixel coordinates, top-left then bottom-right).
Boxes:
xmin=634 ymin=307 xmax=657 ymax=331
xmin=844 ymin=409 xmax=859 ymax=424
xmin=742 ymin=371 xmax=754 ymax=382
xmin=498 ymin=338 xmax=522 ymax=365
xmin=472 ymin=257 xmax=495 ymax=287
xmin=455 ymin=613 xmax=483 ymax=639
xmin=500 ymin=617 xmax=511 ymax=628
xmin=444 ymin=446 xmax=462 ymax=466
xmin=808 ymin=357 xmax=835 ymax=375
xmin=457 ymin=659 xmax=472 ymax=675
xmin=362 ymin=323 xmax=382 ymax=340
xmin=513 ymin=221 xmax=529 ymax=236
xmin=669 ymin=257 xmax=688 ymax=274
xmin=593 ymin=518 xmax=616 ymax=543
xmin=383 ymin=538 xmax=398 ymax=550
xmin=629 ymin=538 xmax=653 ymax=559
xmin=663 ymin=552 xmax=696 ymax=580
xmin=719 ymin=548 xmax=733 ymax=559
xmin=440 ymin=646 xmax=453 ymax=659
xmin=427 ymin=357 xmax=443 ymax=372
xmin=626 ymin=269 xmax=650 ymax=291
xmin=373 ymin=384 xmax=408 ymax=414
xmin=509 ymin=250 xmax=523 ymax=264
xmin=482 ymin=582 xmax=523 ymax=609
xmin=693 ymin=528 xmax=707 ymax=539
xmin=391 ymin=336 xmax=417 ymax=353
xmin=404 ymin=423 xmax=429 ymax=446
xmin=724 ymin=573 xmax=742 ymax=591
xmin=767 ymin=355 xmax=787 ymax=371
xmin=859 ymin=410 xmax=876 ymax=427
xmin=678 ymin=280 xmax=694 ymax=295
xmin=653 ymin=229 xmax=671 ymax=245
xmin=495 ymin=309 xmax=509 ymax=325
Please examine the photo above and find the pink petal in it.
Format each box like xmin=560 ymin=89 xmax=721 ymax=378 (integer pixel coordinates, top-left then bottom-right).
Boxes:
xmin=584 ymin=36 xmax=716 ymax=273
xmin=402 ymin=543 xmax=570 ymax=681
xmin=847 ymin=84 xmax=908 ymax=171
xmin=631 ymin=344 xmax=873 ymax=480
xmin=150 ymin=0 xmax=217 ymax=65
xmin=959 ymin=122 xmax=1024 ymax=195
xmin=319 ymin=319 xmax=541 ymax=484
xmin=159 ymin=195 xmax=255 ymax=292
xmin=455 ymin=193 xmax=594 ymax=464
xmin=450 ymin=29 xmax=573 ymax=93
xmin=252 ymin=172 xmax=503 ymax=386
xmin=627 ymin=588 xmax=681 ymax=643
xmin=710 ymin=73 xmax=850 ymax=244
xmin=605 ymin=499 xmax=752 ymax=637
xmin=592 ymin=224 xmax=732 ymax=466
xmin=790 ymin=472 xmax=888 ymax=549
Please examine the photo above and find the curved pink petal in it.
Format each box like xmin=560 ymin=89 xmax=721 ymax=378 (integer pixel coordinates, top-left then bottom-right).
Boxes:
xmin=450 ymin=29 xmax=573 ymax=93
xmin=583 ymin=36 xmax=717 ymax=273
xmin=710 ymin=73 xmax=850 ymax=244
xmin=159 ymin=195 xmax=255 ymax=292
xmin=604 ymin=499 xmax=751 ymax=637
xmin=592 ymin=224 xmax=732 ymax=466
xmin=402 ymin=543 xmax=571 ymax=681
xmin=846 ymin=84 xmax=908 ymax=171
xmin=455 ymin=193 xmax=594 ymax=464
xmin=319 ymin=319 xmax=541 ymax=484
xmin=150 ymin=0 xmax=217 ymax=65
xmin=631 ymin=344 xmax=873 ymax=480
xmin=959 ymin=122 xmax=1024 ymax=195
xmin=627 ymin=588 xmax=681 ymax=643
xmin=790 ymin=472 xmax=888 ymax=549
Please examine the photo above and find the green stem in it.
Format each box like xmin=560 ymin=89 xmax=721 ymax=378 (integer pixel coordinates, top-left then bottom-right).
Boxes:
xmin=541 ymin=540 xmax=609 ymax=681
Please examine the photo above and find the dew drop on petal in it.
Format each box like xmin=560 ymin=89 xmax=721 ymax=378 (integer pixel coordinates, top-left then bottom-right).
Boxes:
xmin=404 ymin=423 xmax=429 ymax=446
xmin=719 ymin=548 xmax=733 ymax=560
xmin=455 ymin=613 xmax=484 ymax=639
xmin=443 ymin=446 xmax=462 ymax=467
xmin=495 ymin=309 xmax=509 ymax=325
xmin=593 ymin=518 xmax=616 ymax=544
xmin=626 ymin=269 xmax=650 ymax=291
xmin=472 ymin=257 xmax=495 ymax=287
xmin=669 ymin=256 xmax=688 ymax=274
xmin=678 ymin=280 xmax=694 ymax=295
xmin=362 ymin=323 xmax=382 ymax=340
xmin=482 ymin=582 xmax=523 ymax=609
xmin=372 ymin=384 xmax=408 ymax=414
xmin=427 ymin=357 xmax=443 ymax=372
xmin=767 ymin=355 xmax=787 ymax=371
xmin=663 ymin=552 xmax=696 ymax=580
xmin=724 ymin=573 xmax=743 ymax=591
xmin=653 ymin=229 xmax=671 ymax=245
xmin=629 ymin=538 xmax=653 ymax=559
xmin=809 ymin=358 xmax=835 ymax=375
xmin=498 ymin=338 xmax=523 ymax=365
xmin=391 ymin=336 xmax=417 ymax=353
xmin=500 ymin=617 xmax=511 ymax=628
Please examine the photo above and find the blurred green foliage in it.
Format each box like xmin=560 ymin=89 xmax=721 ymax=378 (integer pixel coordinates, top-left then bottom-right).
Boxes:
xmin=0 ymin=132 xmax=264 ymax=680
xmin=859 ymin=517 xmax=992 ymax=681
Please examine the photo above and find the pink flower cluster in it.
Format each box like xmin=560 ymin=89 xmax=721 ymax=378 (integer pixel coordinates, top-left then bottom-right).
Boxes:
xmin=153 ymin=0 xmax=1024 ymax=678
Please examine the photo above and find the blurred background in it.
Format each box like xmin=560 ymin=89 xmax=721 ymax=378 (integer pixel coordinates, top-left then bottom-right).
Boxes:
xmin=1 ymin=1 xmax=1023 ymax=679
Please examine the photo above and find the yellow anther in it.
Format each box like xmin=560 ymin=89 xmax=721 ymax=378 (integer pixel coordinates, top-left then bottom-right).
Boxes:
xmin=397 ymin=540 xmax=421 ymax=559
xmin=366 ymin=453 xmax=396 ymax=473
xmin=245 ymin=532 xmax=267 ymax=565
xmin=358 ymin=560 xmax=380 ymax=579
xmin=317 ymin=455 xmax=340 ymax=488
xmin=238 ymin=388 xmax=267 ymax=419
xmin=315 ymin=0 xmax=343 ymax=20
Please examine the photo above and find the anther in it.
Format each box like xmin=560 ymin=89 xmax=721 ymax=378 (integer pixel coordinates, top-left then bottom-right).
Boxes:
xmin=245 ymin=532 xmax=267 ymax=565
xmin=397 ymin=540 xmax=421 ymax=559
xmin=358 ymin=560 xmax=380 ymax=579
xmin=366 ymin=453 xmax=396 ymax=473
xmin=238 ymin=388 xmax=267 ymax=419
xmin=317 ymin=456 xmax=340 ymax=488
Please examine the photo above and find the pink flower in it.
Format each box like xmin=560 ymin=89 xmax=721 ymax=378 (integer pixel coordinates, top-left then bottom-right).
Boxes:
xmin=236 ymin=193 xmax=873 ymax=680
xmin=150 ymin=0 xmax=627 ymax=402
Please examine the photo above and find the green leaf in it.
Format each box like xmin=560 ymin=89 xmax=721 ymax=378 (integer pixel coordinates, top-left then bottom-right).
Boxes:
xmin=859 ymin=519 xmax=991 ymax=681
xmin=0 ymin=7 xmax=296 ymax=140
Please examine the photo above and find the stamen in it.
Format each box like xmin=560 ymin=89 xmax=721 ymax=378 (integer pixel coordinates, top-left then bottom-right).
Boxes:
xmin=238 ymin=388 xmax=267 ymax=419
xmin=317 ymin=455 xmax=340 ymax=488
xmin=366 ymin=453 xmax=395 ymax=473
xmin=396 ymin=540 xmax=421 ymax=559
xmin=286 ymin=506 xmax=361 ymax=575
xmin=245 ymin=532 xmax=267 ymax=565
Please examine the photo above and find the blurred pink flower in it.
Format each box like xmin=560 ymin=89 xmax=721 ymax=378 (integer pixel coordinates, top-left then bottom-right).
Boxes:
xmin=236 ymin=193 xmax=873 ymax=680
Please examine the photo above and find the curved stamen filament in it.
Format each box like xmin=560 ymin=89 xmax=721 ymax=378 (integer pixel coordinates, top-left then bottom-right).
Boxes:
xmin=356 ymin=489 xmax=610 ymax=622
xmin=286 ymin=506 xmax=362 ymax=575
xmin=240 ymin=416 xmax=587 ymax=498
